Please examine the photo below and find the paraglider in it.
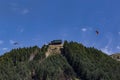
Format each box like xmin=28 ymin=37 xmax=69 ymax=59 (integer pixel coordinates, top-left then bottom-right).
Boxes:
xmin=95 ymin=30 xmax=99 ymax=35
xmin=13 ymin=42 xmax=19 ymax=45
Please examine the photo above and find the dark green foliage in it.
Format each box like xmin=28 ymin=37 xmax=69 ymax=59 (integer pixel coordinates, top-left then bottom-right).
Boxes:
xmin=0 ymin=46 xmax=44 ymax=80
xmin=0 ymin=45 xmax=76 ymax=80
xmin=41 ymin=44 xmax=49 ymax=52
xmin=0 ymin=41 xmax=120 ymax=80
xmin=62 ymin=41 xmax=120 ymax=80
xmin=35 ymin=54 xmax=76 ymax=80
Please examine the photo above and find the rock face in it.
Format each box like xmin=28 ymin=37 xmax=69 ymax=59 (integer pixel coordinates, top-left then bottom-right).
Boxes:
xmin=29 ymin=49 xmax=38 ymax=61
xmin=110 ymin=53 xmax=120 ymax=61
xmin=45 ymin=44 xmax=63 ymax=57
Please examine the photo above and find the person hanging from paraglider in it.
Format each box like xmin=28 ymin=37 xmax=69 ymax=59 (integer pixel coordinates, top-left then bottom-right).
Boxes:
xmin=95 ymin=30 xmax=99 ymax=35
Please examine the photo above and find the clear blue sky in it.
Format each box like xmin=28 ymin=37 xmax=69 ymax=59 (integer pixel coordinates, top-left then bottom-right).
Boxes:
xmin=0 ymin=0 xmax=120 ymax=55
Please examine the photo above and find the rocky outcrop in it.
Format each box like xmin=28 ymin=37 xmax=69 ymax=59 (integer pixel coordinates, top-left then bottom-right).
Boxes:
xmin=45 ymin=44 xmax=63 ymax=57
xmin=110 ymin=53 xmax=120 ymax=61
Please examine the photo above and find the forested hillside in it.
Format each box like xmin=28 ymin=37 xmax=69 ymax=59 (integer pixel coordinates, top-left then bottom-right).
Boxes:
xmin=0 ymin=41 xmax=120 ymax=80
xmin=62 ymin=41 xmax=120 ymax=80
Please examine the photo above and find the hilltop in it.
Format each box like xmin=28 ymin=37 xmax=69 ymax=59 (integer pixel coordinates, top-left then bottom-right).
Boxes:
xmin=0 ymin=40 xmax=120 ymax=80
xmin=110 ymin=53 xmax=120 ymax=61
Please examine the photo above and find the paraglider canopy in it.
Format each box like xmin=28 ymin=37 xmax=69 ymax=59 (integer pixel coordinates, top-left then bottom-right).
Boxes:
xmin=95 ymin=30 xmax=99 ymax=35
xmin=13 ymin=42 xmax=19 ymax=45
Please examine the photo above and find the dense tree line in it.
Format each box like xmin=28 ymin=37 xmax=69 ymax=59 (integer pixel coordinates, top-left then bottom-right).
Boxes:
xmin=0 ymin=44 xmax=77 ymax=80
xmin=0 ymin=41 xmax=120 ymax=80
xmin=62 ymin=41 xmax=120 ymax=80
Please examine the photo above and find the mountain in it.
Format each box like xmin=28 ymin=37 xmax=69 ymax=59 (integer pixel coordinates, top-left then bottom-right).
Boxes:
xmin=0 ymin=40 xmax=120 ymax=80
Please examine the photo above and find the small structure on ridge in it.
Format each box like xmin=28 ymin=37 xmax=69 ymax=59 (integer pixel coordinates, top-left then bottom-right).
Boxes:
xmin=49 ymin=40 xmax=62 ymax=45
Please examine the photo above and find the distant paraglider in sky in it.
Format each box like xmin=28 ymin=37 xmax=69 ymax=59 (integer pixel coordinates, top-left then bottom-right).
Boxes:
xmin=95 ymin=30 xmax=99 ymax=35
xmin=13 ymin=42 xmax=19 ymax=45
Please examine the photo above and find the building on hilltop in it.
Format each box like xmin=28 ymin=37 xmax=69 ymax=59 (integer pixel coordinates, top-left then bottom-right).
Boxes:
xmin=49 ymin=40 xmax=62 ymax=45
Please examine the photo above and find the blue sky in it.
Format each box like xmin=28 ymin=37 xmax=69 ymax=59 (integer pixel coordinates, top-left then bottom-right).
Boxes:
xmin=0 ymin=0 xmax=120 ymax=55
